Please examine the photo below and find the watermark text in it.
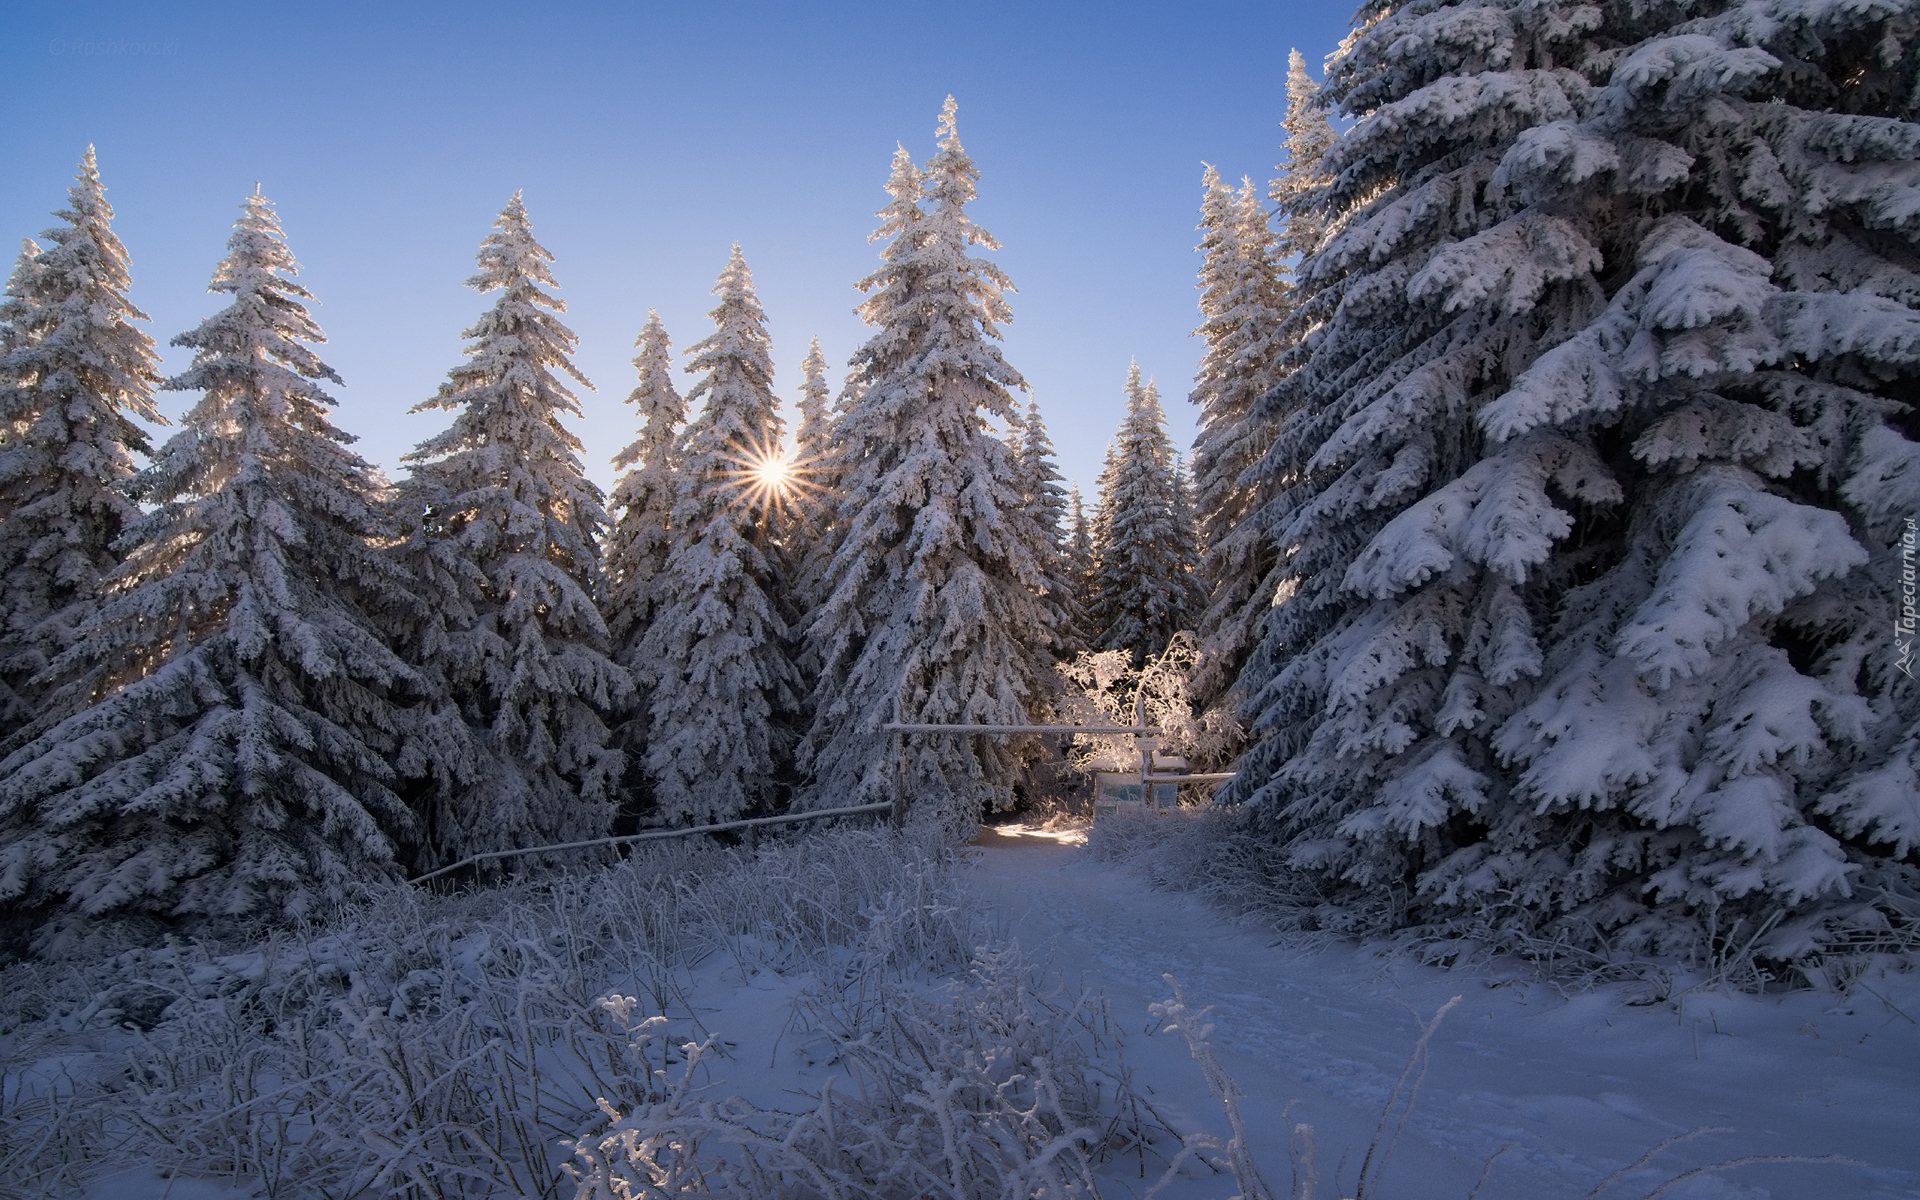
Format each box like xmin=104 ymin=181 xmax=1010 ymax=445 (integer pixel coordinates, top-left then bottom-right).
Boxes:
xmin=49 ymin=36 xmax=179 ymax=57
xmin=1897 ymin=516 xmax=1916 ymax=679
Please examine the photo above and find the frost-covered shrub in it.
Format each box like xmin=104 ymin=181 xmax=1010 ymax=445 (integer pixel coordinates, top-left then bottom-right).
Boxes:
xmin=565 ymin=943 xmax=1159 ymax=1200
xmin=1059 ymin=632 xmax=1242 ymax=776
xmin=0 ymin=821 xmax=1152 ymax=1198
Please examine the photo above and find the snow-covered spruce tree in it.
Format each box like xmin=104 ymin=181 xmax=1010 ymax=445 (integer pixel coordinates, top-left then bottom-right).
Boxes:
xmin=1066 ymin=483 xmax=1095 ymax=607
xmin=1089 ymin=364 xmax=1203 ymax=665
xmin=1192 ymin=55 xmax=1341 ymax=736
xmin=1228 ymin=0 xmax=1920 ymax=960
xmin=1270 ymin=47 xmax=1341 ymax=267
xmin=0 ymin=190 xmax=421 ymax=926
xmin=1015 ymin=394 xmax=1085 ymax=655
xmin=0 ymin=149 xmax=164 ymax=737
xmin=396 ymin=193 xmax=628 ymax=866
xmin=605 ymin=311 xmax=685 ymax=665
xmin=786 ymin=336 xmax=840 ymax=625
xmin=636 ymin=245 xmax=800 ymax=825
xmin=801 ymin=101 xmax=1057 ymax=828
xmin=1172 ymin=452 xmax=1200 ymax=581
xmin=1189 ymin=167 xmax=1288 ymax=712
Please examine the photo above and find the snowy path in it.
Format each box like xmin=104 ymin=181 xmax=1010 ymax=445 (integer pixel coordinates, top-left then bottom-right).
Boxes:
xmin=68 ymin=824 xmax=1920 ymax=1200
xmin=965 ymin=824 xmax=1920 ymax=1200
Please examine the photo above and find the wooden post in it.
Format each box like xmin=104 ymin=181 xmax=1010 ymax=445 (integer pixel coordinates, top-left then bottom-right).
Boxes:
xmin=891 ymin=693 xmax=908 ymax=830
xmin=1134 ymin=690 xmax=1152 ymax=798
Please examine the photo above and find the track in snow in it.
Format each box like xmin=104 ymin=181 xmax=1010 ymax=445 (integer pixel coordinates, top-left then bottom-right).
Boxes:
xmin=965 ymin=822 xmax=1920 ymax=1200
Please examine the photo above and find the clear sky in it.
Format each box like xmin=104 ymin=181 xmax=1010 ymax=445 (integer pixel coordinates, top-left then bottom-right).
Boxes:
xmin=1 ymin=1 xmax=1356 ymax=498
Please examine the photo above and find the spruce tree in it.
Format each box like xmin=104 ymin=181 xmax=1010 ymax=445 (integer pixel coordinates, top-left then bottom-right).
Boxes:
xmin=1189 ymin=168 xmax=1284 ymax=635
xmin=0 ymin=190 xmax=419 ymax=924
xmin=1089 ymin=364 xmax=1200 ymax=665
xmin=0 ymin=149 xmax=164 ymax=736
xmin=787 ymin=336 xmax=839 ymax=624
xmin=396 ymin=193 xmax=627 ymax=865
xmin=1015 ymin=394 xmax=1084 ymax=654
xmin=802 ymin=100 xmax=1056 ymax=829
xmin=1230 ymin=0 xmax=1920 ymax=958
xmin=605 ymin=311 xmax=685 ymax=662
xmin=636 ymin=246 xmax=799 ymax=825
xmin=1192 ymin=53 xmax=1339 ymax=729
xmin=1066 ymin=483 xmax=1095 ymax=608
xmin=1269 ymin=48 xmax=1339 ymax=265
xmin=1171 ymin=450 xmax=1200 ymax=587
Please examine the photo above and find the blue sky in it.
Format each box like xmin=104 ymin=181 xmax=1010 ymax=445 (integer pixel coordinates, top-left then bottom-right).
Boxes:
xmin=1 ymin=1 xmax=1356 ymax=497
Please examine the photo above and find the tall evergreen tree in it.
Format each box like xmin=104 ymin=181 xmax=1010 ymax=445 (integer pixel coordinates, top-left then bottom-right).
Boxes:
xmin=802 ymin=100 xmax=1056 ymax=829
xmin=787 ymin=336 xmax=839 ymax=624
xmin=605 ymin=311 xmax=685 ymax=661
xmin=1270 ymin=48 xmax=1340 ymax=265
xmin=1192 ymin=52 xmax=1340 ymax=729
xmin=1230 ymin=0 xmax=1920 ymax=959
xmin=1015 ymin=394 xmax=1084 ymax=654
xmin=0 ymin=190 xmax=419 ymax=925
xmin=1189 ymin=168 xmax=1284 ymax=607
xmin=636 ymin=246 xmax=799 ymax=825
xmin=1089 ymin=364 xmax=1201 ymax=665
xmin=0 ymin=149 xmax=164 ymax=736
xmin=1171 ymin=450 xmax=1200 ymax=587
xmin=1066 ymin=483 xmax=1095 ymax=608
xmin=396 ymin=193 xmax=627 ymax=865
xmin=1188 ymin=173 xmax=1287 ymax=718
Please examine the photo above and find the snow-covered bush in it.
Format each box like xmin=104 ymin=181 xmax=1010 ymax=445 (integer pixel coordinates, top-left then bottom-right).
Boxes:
xmin=1060 ymin=633 xmax=1237 ymax=776
xmin=566 ymin=944 xmax=1156 ymax=1200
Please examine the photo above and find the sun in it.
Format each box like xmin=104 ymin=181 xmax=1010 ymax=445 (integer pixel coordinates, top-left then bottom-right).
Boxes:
xmin=750 ymin=449 xmax=793 ymax=496
xmin=715 ymin=435 xmax=823 ymax=522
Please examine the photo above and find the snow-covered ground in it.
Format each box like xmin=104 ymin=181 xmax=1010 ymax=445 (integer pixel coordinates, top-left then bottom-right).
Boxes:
xmin=965 ymin=822 xmax=1920 ymax=1200
xmin=41 ymin=821 xmax=1920 ymax=1199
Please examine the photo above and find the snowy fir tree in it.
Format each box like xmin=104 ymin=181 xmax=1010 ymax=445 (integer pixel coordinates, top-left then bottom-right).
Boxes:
xmin=1066 ymin=483 xmax=1095 ymax=607
xmin=0 ymin=190 xmax=420 ymax=926
xmin=1227 ymin=0 xmax=1920 ymax=959
xmin=0 ymin=149 xmax=164 ymax=737
xmin=605 ymin=311 xmax=685 ymax=666
xmin=396 ymin=193 xmax=628 ymax=866
xmin=786 ymin=335 xmax=840 ymax=623
xmin=635 ymin=245 xmax=800 ymax=825
xmin=1188 ymin=168 xmax=1288 ymax=712
xmin=1015 ymin=394 xmax=1084 ymax=655
xmin=1089 ymin=364 xmax=1203 ymax=665
xmin=1191 ymin=56 xmax=1340 ymax=732
xmin=1269 ymin=47 xmax=1340 ymax=267
xmin=1172 ymin=450 xmax=1200 ymax=583
xmin=801 ymin=101 xmax=1057 ymax=828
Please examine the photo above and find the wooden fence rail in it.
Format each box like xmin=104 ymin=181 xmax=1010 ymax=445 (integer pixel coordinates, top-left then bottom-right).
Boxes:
xmin=409 ymin=801 xmax=896 ymax=886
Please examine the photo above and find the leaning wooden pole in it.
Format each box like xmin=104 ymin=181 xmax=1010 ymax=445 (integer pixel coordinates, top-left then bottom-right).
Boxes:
xmin=891 ymin=694 xmax=908 ymax=829
xmin=410 ymin=802 xmax=895 ymax=886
